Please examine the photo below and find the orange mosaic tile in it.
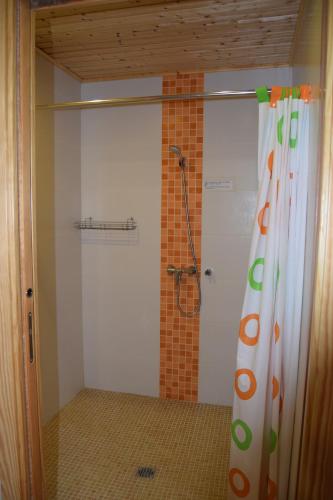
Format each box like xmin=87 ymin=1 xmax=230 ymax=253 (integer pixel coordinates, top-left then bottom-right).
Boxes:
xmin=160 ymin=73 xmax=204 ymax=402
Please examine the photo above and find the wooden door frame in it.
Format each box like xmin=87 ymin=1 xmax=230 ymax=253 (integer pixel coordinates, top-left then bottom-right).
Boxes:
xmin=0 ymin=0 xmax=44 ymax=498
xmin=17 ymin=1 xmax=45 ymax=498
xmin=0 ymin=1 xmax=31 ymax=498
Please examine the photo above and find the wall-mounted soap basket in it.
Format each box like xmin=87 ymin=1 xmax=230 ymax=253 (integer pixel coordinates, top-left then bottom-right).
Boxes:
xmin=75 ymin=217 xmax=137 ymax=231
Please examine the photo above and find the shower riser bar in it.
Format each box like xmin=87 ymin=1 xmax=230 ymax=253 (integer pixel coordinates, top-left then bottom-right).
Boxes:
xmin=37 ymin=89 xmax=272 ymax=111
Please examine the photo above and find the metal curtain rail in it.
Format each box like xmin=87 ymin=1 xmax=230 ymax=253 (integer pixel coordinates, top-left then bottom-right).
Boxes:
xmin=36 ymin=89 xmax=271 ymax=111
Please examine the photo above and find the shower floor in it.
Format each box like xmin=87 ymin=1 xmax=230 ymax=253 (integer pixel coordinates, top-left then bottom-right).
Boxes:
xmin=43 ymin=389 xmax=231 ymax=499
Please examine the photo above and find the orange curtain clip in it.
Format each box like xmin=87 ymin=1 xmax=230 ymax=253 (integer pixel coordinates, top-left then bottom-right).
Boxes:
xmin=270 ymin=85 xmax=314 ymax=106
xmin=270 ymin=86 xmax=282 ymax=108
xmin=300 ymin=85 xmax=312 ymax=103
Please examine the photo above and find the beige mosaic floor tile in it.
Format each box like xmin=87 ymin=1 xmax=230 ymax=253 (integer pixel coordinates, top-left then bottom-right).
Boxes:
xmin=43 ymin=389 xmax=231 ymax=499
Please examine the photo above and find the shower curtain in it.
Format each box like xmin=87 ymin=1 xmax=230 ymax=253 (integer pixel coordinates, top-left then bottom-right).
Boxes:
xmin=229 ymin=86 xmax=312 ymax=500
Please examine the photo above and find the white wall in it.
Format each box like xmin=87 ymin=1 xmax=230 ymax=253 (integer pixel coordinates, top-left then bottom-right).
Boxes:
xmin=54 ymin=67 xmax=84 ymax=409
xmin=199 ymin=67 xmax=292 ymax=406
xmin=81 ymin=78 xmax=161 ymax=396
xmin=36 ymin=55 xmax=59 ymax=424
xmin=36 ymin=56 xmax=84 ymax=422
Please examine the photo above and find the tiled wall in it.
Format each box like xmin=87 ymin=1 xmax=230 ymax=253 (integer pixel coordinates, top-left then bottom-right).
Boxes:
xmin=160 ymin=73 xmax=204 ymax=401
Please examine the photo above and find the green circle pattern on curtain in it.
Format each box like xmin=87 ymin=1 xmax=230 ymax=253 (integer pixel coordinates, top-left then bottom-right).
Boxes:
xmin=270 ymin=429 xmax=277 ymax=453
xmin=231 ymin=419 xmax=253 ymax=451
xmin=248 ymin=257 xmax=265 ymax=291
xmin=277 ymin=116 xmax=284 ymax=145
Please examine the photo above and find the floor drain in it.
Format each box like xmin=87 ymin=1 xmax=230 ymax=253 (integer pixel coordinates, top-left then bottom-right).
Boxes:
xmin=137 ymin=467 xmax=156 ymax=479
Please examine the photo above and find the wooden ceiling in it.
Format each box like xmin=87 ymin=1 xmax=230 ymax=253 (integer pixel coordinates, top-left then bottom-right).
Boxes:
xmin=34 ymin=0 xmax=302 ymax=82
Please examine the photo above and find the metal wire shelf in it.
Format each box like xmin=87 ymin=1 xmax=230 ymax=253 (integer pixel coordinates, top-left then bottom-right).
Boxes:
xmin=75 ymin=217 xmax=137 ymax=231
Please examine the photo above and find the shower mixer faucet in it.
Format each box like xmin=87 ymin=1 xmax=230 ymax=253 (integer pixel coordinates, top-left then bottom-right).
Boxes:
xmin=167 ymin=265 xmax=197 ymax=276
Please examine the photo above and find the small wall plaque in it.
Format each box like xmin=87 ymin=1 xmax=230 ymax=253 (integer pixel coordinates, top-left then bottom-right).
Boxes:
xmin=204 ymin=179 xmax=234 ymax=191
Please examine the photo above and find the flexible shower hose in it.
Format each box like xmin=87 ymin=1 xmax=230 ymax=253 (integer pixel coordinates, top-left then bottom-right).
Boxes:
xmin=175 ymin=166 xmax=201 ymax=317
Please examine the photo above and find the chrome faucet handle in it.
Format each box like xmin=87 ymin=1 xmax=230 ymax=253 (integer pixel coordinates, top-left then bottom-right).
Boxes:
xmin=167 ymin=265 xmax=177 ymax=274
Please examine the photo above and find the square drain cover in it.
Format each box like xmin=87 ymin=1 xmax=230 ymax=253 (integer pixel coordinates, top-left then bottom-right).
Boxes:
xmin=137 ymin=467 xmax=155 ymax=479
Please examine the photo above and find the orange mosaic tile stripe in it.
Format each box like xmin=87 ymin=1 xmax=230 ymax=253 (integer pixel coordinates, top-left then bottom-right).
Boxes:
xmin=160 ymin=73 xmax=204 ymax=402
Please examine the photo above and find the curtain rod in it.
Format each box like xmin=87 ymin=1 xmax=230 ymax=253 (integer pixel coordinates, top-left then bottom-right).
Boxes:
xmin=36 ymin=89 xmax=271 ymax=111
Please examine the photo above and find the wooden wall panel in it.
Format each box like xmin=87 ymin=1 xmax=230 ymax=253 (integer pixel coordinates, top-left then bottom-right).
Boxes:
xmin=0 ymin=0 xmax=30 ymax=498
xmin=297 ymin=0 xmax=333 ymax=498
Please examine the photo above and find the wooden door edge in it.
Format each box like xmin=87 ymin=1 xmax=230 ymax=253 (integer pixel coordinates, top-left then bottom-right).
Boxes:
xmin=17 ymin=1 xmax=45 ymax=498
xmin=296 ymin=0 xmax=333 ymax=497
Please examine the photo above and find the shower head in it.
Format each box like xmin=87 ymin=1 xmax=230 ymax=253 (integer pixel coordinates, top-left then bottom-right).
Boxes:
xmin=169 ymin=145 xmax=186 ymax=168
xmin=169 ymin=145 xmax=182 ymax=157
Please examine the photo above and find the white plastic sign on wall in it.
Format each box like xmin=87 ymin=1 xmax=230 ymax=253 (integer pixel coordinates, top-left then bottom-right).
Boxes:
xmin=204 ymin=179 xmax=234 ymax=191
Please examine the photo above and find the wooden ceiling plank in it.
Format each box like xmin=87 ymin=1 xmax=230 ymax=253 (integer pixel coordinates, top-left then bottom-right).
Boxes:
xmin=38 ymin=34 xmax=294 ymax=57
xmin=34 ymin=0 xmax=190 ymax=17
xmin=49 ymin=39 xmax=293 ymax=61
xmin=56 ymin=43 xmax=292 ymax=65
xmin=76 ymin=59 xmax=288 ymax=79
xmin=69 ymin=56 xmax=288 ymax=72
xmin=79 ymin=63 xmax=289 ymax=82
xmin=36 ymin=20 xmax=297 ymax=45
xmin=71 ymin=63 xmax=286 ymax=78
xmin=34 ymin=0 xmax=296 ymax=19
xmin=74 ymin=53 xmax=288 ymax=73
xmin=36 ymin=2 xmax=299 ymax=31
xmin=36 ymin=21 xmax=296 ymax=45
xmin=36 ymin=35 xmax=295 ymax=53
xmin=36 ymin=7 xmax=299 ymax=35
